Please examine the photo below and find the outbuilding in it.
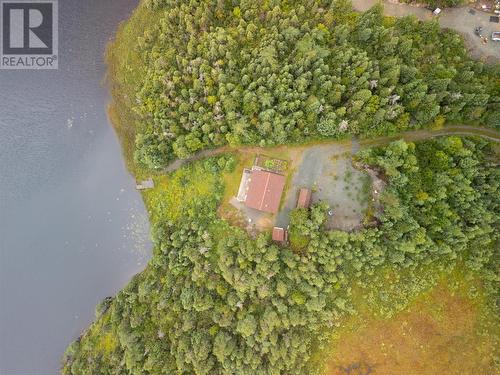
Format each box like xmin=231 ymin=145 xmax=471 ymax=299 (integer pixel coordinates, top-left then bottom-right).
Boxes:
xmin=297 ymin=188 xmax=312 ymax=209
xmin=272 ymin=227 xmax=287 ymax=243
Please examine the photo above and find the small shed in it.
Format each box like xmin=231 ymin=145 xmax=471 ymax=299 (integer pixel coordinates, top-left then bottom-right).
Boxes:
xmin=272 ymin=227 xmax=287 ymax=243
xmin=297 ymin=188 xmax=312 ymax=209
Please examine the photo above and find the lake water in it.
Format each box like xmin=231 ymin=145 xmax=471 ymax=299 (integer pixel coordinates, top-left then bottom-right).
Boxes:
xmin=0 ymin=1 xmax=150 ymax=374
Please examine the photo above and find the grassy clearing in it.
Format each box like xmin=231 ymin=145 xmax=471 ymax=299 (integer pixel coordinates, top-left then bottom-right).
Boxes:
xmin=220 ymin=153 xmax=253 ymax=205
xmin=142 ymin=164 xmax=219 ymax=224
xmin=279 ymin=165 xmax=296 ymax=212
xmin=322 ymin=268 xmax=499 ymax=375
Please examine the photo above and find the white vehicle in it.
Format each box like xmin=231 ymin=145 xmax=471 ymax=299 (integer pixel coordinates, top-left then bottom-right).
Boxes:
xmin=492 ymin=32 xmax=500 ymax=41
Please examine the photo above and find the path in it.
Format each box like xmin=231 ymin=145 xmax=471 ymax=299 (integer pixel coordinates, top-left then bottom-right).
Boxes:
xmin=351 ymin=0 xmax=500 ymax=62
xmin=164 ymin=125 xmax=500 ymax=173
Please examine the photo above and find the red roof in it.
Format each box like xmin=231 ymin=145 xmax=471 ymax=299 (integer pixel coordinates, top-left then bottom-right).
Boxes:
xmin=245 ymin=170 xmax=285 ymax=213
xmin=272 ymin=227 xmax=286 ymax=242
xmin=297 ymin=188 xmax=312 ymax=208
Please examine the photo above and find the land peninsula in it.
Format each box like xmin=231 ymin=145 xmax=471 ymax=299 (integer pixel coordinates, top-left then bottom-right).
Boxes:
xmin=63 ymin=0 xmax=499 ymax=374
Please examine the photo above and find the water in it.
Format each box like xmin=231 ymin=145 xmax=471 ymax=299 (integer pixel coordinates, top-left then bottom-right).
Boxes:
xmin=0 ymin=1 xmax=150 ymax=374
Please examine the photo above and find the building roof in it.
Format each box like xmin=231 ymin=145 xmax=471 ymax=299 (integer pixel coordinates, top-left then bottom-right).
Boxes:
xmin=245 ymin=170 xmax=285 ymax=213
xmin=297 ymin=188 xmax=312 ymax=208
xmin=272 ymin=227 xmax=286 ymax=242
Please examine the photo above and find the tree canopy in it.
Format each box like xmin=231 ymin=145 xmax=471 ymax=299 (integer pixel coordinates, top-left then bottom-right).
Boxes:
xmin=71 ymin=0 xmax=500 ymax=372
xmin=62 ymin=137 xmax=499 ymax=374
xmin=113 ymin=0 xmax=500 ymax=169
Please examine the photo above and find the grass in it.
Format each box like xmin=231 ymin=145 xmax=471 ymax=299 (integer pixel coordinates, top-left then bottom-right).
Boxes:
xmin=77 ymin=311 xmax=119 ymax=361
xmin=320 ymin=266 xmax=499 ymax=375
xmin=289 ymin=231 xmax=310 ymax=251
xmin=96 ymin=332 xmax=118 ymax=356
xmin=142 ymin=164 xmax=219 ymax=224
xmin=278 ymin=165 xmax=295 ymax=212
xmin=105 ymin=2 xmax=160 ymax=174
xmin=220 ymin=153 xmax=252 ymax=204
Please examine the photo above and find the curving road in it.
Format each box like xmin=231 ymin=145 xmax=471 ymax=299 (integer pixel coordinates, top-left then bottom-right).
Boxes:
xmin=164 ymin=125 xmax=500 ymax=173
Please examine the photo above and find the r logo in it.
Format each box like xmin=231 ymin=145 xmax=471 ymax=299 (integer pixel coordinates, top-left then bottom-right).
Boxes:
xmin=0 ymin=0 xmax=58 ymax=69
xmin=2 ymin=1 xmax=52 ymax=54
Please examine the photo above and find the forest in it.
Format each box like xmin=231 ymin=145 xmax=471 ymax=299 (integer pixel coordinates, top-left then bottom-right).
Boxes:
xmin=108 ymin=0 xmax=499 ymax=170
xmin=66 ymin=0 xmax=500 ymax=373
xmin=62 ymin=136 xmax=499 ymax=374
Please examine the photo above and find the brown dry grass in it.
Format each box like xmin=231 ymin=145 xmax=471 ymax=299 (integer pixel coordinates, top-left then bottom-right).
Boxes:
xmin=324 ymin=282 xmax=498 ymax=375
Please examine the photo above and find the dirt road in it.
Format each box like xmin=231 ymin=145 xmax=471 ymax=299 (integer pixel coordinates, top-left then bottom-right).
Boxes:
xmin=164 ymin=125 xmax=500 ymax=173
xmin=351 ymin=0 xmax=500 ymax=62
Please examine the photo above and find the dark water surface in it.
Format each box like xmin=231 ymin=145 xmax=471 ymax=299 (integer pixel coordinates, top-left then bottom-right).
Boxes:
xmin=0 ymin=1 xmax=150 ymax=374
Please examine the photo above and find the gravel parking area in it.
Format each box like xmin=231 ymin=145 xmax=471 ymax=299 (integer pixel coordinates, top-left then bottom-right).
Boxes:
xmin=441 ymin=7 xmax=500 ymax=61
xmin=351 ymin=0 xmax=500 ymax=62
xmin=276 ymin=144 xmax=370 ymax=231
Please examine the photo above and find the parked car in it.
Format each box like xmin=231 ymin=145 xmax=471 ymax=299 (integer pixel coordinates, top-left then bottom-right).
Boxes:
xmin=492 ymin=32 xmax=500 ymax=41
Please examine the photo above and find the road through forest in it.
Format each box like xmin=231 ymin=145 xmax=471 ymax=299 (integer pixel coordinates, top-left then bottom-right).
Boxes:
xmin=164 ymin=125 xmax=500 ymax=173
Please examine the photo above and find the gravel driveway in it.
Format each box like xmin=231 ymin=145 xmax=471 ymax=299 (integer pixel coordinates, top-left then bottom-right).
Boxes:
xmin=275 ymin=142 xmax=370 ymax=231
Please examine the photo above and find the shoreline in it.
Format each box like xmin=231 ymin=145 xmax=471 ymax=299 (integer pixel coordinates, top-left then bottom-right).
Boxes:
xmin=62 ymin=0 xmax=500 ymax=371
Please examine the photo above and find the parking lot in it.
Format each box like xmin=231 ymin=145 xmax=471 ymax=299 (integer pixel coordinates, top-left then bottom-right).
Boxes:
xmin=352 ymin=0 xmax=500 ymax=62
xmin=440 ymin=7 xmax=500 ymax=61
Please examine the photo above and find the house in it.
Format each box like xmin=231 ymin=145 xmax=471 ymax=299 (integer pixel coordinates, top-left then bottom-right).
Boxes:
xmin=297 ymin=188 xmax=312 ymax=208
xmin=272 ymin=227 xmax=287 ymax=243
xmin=244 ymin=170 xmax=285 ymax=213
xmin=237 ymin=168 xmax=285 ymax=214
